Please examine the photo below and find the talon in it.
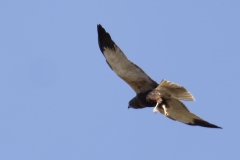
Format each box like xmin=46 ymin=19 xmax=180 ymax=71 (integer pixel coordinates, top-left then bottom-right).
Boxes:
xmin=153 ymin=108 xmax=158 ymax=114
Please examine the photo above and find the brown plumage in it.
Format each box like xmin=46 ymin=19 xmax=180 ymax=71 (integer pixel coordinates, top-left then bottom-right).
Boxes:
xmin=98 ymin=24 xmax=158 ymax=109
xmin=97 ymin=24 xmax=221 ymax=129
xmin=147 ymin=84 xmax=222 ymax=128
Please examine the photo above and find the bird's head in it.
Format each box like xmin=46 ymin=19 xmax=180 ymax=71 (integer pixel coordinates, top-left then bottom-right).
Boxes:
xmin=128 ymin=97 xmax=144 ymax=109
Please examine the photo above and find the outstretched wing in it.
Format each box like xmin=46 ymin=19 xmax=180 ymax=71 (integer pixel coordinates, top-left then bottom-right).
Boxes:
xmin=158 ymin=98 xmax=221 ymax=128
xmin=157 ymin=79 xmax=195 ymax=101
xmin=97 ymin=24 xmax=157 ymax=93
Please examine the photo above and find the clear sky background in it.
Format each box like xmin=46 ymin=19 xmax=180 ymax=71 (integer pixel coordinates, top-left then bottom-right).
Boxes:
xmin=1 ymin=1 xmax=240 ymax=160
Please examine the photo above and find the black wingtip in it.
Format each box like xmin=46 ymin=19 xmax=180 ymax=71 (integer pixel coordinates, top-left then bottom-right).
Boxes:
xmin=97 ymin=24 xmax=115 ymax=53
xmin=188 ymin=119 xmax=222 ymax=129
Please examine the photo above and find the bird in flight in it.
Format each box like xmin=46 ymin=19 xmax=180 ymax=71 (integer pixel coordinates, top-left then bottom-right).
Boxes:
xmin=97 ymin=24 xmax=221 ymax=129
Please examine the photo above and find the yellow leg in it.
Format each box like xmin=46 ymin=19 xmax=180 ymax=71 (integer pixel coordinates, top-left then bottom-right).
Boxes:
xmin=162 ymin=104 xmax=168 ymax=116
xmin=153 ymin=102 xmax=159 ymax=114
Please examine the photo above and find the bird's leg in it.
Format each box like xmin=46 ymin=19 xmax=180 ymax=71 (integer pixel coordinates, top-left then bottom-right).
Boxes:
xmin=148 ymin=90 xmax=162 ymax=114
xmin=162 ymin=104 xmax=168 ymax=116
xmin=153 ymin=102 xmax=159 ymax=114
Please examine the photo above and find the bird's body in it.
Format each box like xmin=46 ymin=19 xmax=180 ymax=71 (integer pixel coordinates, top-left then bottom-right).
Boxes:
xmin=97 ymin=24 xmax=221 ymax=129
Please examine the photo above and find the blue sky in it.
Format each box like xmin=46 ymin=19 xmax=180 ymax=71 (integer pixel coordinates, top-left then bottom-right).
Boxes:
xmin=1 ymin=1 xmax=240 ymax=159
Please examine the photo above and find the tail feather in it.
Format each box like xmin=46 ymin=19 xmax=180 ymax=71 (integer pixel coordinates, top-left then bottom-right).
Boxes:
xmin=157 ymin=79 xmax=195 ymax=101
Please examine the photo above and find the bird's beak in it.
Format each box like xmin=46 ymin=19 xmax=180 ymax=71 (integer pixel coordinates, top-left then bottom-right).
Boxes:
xmin=128 ymin=105 xmax=132 ymax=109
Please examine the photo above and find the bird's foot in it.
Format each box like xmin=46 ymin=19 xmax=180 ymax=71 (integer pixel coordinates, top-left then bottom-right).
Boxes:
xmin=153 ymin=102 xmax=159 ymax=114
xmin=162 ymin=104 xmax=169 ymax=116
